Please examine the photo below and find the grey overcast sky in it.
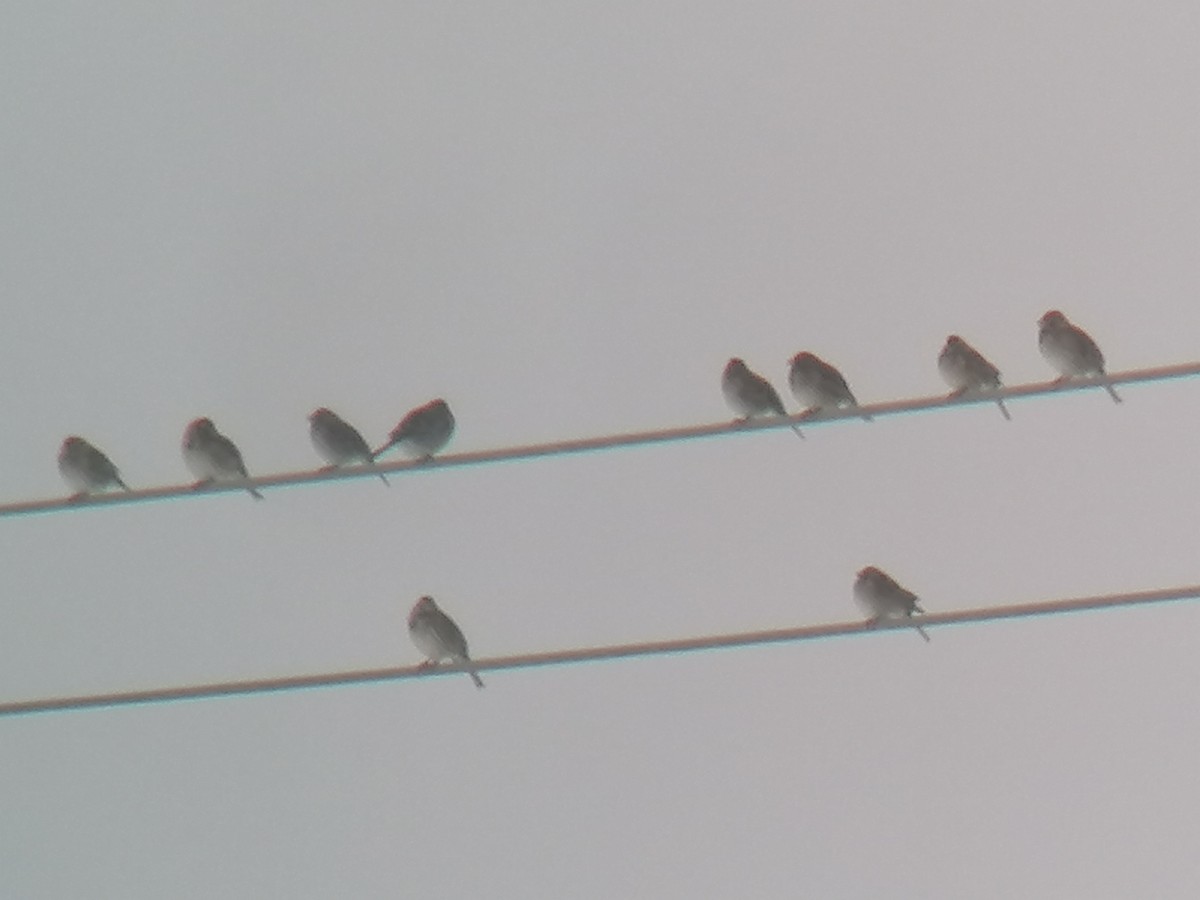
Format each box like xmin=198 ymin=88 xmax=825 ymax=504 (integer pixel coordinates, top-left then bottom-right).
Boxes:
xmin=3 ymin=2 xmax=1200 ymax=897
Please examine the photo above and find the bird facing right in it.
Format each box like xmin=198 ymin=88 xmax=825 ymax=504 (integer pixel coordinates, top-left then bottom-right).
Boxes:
xmin=1037 ymin=310 xmax=1121 ymax=404
xmin=408 ymin=596 xmax=484 ymax=689
xmin=374 ymin=399 xmax=456 ymax=461
xmin=58 ymin=436 xmax=131 ymax=499
xmin=937 ymin=335 xmax=1011 ymax=420
xmin=853 ymin=566 xmax=930 ymax=642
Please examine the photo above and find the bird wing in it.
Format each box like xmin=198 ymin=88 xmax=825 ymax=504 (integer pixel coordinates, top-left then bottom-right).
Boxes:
xmin=427 ymin=611 xmax=471 ymax=659
xmin=210 ymin=436 xmax=249 ymax=477
xmin=821 ymin=366 xmax=855 ymax=404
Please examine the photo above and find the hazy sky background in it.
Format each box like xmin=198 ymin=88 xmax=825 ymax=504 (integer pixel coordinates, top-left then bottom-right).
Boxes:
xmin=3 ymin=3 xmax=1200 ymax=897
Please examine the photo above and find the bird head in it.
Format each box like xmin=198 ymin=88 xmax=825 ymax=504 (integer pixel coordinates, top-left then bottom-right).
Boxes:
xmin=856 ymin=566 xmax=884 ymax=584
xmin=1039 ymin=310 xmax=1067 ymax=328
xmin=410 ymin=595 xmax=437 ymax=624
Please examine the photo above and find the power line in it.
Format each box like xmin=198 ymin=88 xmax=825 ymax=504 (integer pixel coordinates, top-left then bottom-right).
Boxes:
xmin=2 ymin=582 xmax=1195 ymax=718
xmin=4 ymin=360 xmax=1196 ymax=519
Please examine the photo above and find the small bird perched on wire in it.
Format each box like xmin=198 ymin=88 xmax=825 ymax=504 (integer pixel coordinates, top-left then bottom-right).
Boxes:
xmin=853 ymin=566 xmax=930 ymax=642
xmin=57 ymin=436 xmax=132 ymax=499
xmin=937 ymin=335 xmax=1011 ymax=420
xmin=308 ymin=408 xmax=388 ymax=485
xmin=787 ymin=351 xmax=871 ymax=421
xmin=373 ymin=398 xmax=455 ymax=461
xmin=182 ymin=418 xmax=263 ymax=500
xmin=722 ymin=358 xmax=804 ymax=439
xmin=1037 ymin=310 xmax=1121 ymax=404
xmin=408 ymin=595 xmax=484 ymax=689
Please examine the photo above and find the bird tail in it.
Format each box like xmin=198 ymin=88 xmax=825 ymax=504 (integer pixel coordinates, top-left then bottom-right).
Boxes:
xmin=469 ymin=669 xmax=485 ymax=689
xmin=788 ymin=422 xmax=806 ymax=440
xmin=1103 ymin=381 xmax=1122 ymax=404
xmin=910 ymin=605 xmax=931 ymax=642
xmin=247 ymin=485 xmax=265 ymax=500
xmin=995 ymin=398 xmax=1012 ymax=421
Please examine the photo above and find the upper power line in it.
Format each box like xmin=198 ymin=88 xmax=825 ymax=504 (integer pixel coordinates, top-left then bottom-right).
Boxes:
xmin=4 ymin=360 xmax=1196 ymax=519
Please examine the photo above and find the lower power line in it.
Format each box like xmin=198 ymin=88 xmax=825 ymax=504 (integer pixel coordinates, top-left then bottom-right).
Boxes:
xmin=1 ymin=582 xmax=1195 ymax=717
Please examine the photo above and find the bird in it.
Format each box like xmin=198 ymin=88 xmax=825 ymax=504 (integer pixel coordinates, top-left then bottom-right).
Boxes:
xmin=408 ymin=596 xmax=484 ymax=689
xmin=57 ymin=436 xmax=131 ymax=499
xmin=722 ymin=358 xmax=804 ymax=439
xmin=308 ymin=408 xmax=389 ymax=485
xmin=181 ymin=418 xmax=264 ymax=499
xmin=373 ymin=399 xmax=455 ymax=461
xmin=853 ymin=566 xmax=930 ymax=642
xmin=1037 ymin=310 xmax=1121 ymax=403
xmin=787 ymin=351 xmax=871 ymax=421
xmin=937 ymin=335 xmax=1011 ymax=420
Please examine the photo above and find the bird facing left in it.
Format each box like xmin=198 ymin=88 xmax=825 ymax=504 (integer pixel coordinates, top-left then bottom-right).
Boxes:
xmin=408 ymin=595 xmax=485 ymax=689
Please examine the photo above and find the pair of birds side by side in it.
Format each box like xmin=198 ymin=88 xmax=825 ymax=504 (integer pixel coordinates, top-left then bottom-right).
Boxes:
xmin=56 ymin=398 xmax=456 ymax=501
xmin=722 ymin=353 xmax=868 ymax=440
xmin=941 ymin=310 xmax=1120 ymax=410
xmin=931 ymin=310 xmax=1120 ymax=416
xmin=309 ymin=398 xmax=456 ymax=485
xmin=722 ymin=309 xmax=1121 ymax=430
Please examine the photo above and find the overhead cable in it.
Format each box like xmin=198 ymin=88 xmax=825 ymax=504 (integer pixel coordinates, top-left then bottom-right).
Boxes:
xmin=1 ymin=582 xmax=1195 ymax=718
xmin=3 ymin=360 xmax=1196 ymax=519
